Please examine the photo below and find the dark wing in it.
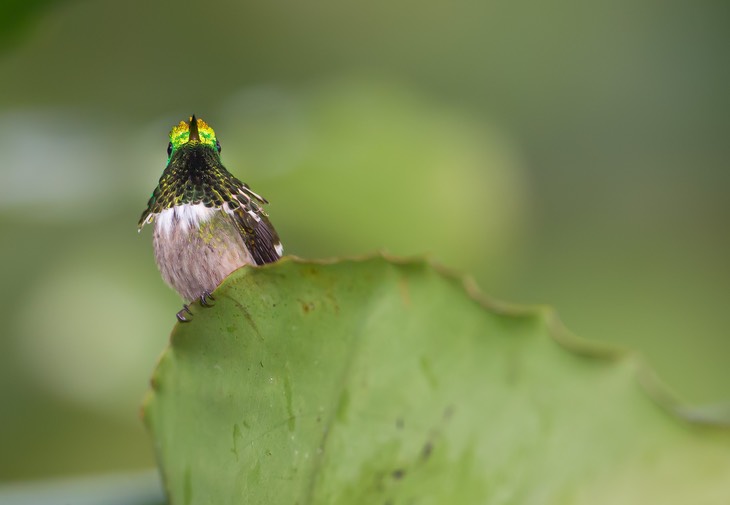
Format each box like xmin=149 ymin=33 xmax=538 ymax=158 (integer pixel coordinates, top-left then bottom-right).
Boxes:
xmin=227 ymin=199 xmax=283 ymax=265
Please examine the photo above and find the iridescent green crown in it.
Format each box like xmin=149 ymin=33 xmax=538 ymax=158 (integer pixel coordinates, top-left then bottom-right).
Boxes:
xmin=170 ymin=116 xmax=218 ymax=150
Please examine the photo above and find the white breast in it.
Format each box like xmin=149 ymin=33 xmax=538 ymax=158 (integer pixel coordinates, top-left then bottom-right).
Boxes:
xmin=154 ymin=203 xmax=217 ymax=237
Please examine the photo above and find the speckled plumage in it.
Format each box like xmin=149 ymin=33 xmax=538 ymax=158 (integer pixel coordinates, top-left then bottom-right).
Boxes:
xmin=139 ymin=116 xmax=282 ymax=311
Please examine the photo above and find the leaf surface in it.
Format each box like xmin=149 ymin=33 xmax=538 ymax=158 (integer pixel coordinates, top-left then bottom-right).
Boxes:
xmin=144 ymin=256 xmax=730 ymax=504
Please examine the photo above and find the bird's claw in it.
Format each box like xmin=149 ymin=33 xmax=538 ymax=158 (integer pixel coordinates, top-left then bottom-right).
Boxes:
xmin=176 ymin=304 xmax=193 ymax=322
xmin=200 ymin=291 xmax=215 ymax=307
xmin=176 ymin=293 xmax=214 ymax=321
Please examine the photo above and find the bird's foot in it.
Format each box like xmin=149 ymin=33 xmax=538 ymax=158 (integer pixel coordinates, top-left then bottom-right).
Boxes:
xmin=200 ymin=291 xmax=215 ymax=307
xmin=176 ymin=293 xmax=214 ymax=321
xmin=176 ymin=304 xmax=193 ymax=323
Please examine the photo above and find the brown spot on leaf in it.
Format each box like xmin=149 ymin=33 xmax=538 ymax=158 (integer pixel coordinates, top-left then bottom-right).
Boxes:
xmin=299 ymin=299 xmax=315 ymax=314
xmin=422 ymin=441 xmax=433 ymax=460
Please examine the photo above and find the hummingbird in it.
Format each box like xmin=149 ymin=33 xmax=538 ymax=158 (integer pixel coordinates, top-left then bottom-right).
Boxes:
xmin=139 ymin=116 xmax=283 ymax=322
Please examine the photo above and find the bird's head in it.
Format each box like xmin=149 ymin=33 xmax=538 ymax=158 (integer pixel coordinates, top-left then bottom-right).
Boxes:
xmin=167 ymin=115 xmax=221 ymax=161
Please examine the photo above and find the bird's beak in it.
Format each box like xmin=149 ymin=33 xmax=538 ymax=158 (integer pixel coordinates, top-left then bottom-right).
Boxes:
xmin=188 ymin=115 xmax=200 ymax=142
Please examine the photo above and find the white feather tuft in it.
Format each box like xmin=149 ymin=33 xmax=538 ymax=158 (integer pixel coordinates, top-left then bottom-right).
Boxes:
xmin=155 ymin=204 xmax=217 ymax=237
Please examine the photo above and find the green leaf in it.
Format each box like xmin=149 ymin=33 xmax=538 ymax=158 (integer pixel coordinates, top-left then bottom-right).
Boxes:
xmin=144 ymin=256 xmax=730 ymax=504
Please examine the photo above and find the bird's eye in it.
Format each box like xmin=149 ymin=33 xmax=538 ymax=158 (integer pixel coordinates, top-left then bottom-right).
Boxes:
xmin=216 ymin=140 xmax=221 ymax=153
xmin=166 ymin=142 xmax=172 ymax=157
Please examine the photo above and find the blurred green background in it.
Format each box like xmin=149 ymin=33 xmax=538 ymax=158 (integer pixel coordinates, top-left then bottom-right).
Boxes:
xmin=0 ymin=0 xmax=728 ymax=486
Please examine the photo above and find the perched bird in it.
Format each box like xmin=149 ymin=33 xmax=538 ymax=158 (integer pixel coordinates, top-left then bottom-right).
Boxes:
xmin=139 ymin=116 xmax=283 ymax=321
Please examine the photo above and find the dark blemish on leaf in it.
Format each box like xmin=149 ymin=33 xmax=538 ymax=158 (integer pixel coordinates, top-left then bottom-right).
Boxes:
xmin=250 ymin=461 xmax=261 ymax=483
xmin=422 ymin=441 xmax=433 ymax=460
xmin=242 ymin=419 xmax=250 ymax=429
xmin=231 ymin=423 xmax=242 ymax=461
xmin=336 ymin=389 xmax=350 ymax=423
xmin=419 ymin=356 xmax=438 ymax=390
xmin=443 ymin=405 xmax=455 ymax=421
xmin=299 ymin=299 xmax=315 ymax=314
xmin=260 ymin=361 xmax=264 ymax=368
xmin=224 ymin=294 xmax=263 ymax=341
xmin=396 ymin=418 xmax=404 ymax=430
xmin=392 ymin=468 xmax=406 ymax=480
xmin=284 ymin=375 xmax=295 ymax=432
xmin=301 ymin=266 xmax=319 ymax=278
xmin=372 ymin=470 xmax=387 ymax=492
